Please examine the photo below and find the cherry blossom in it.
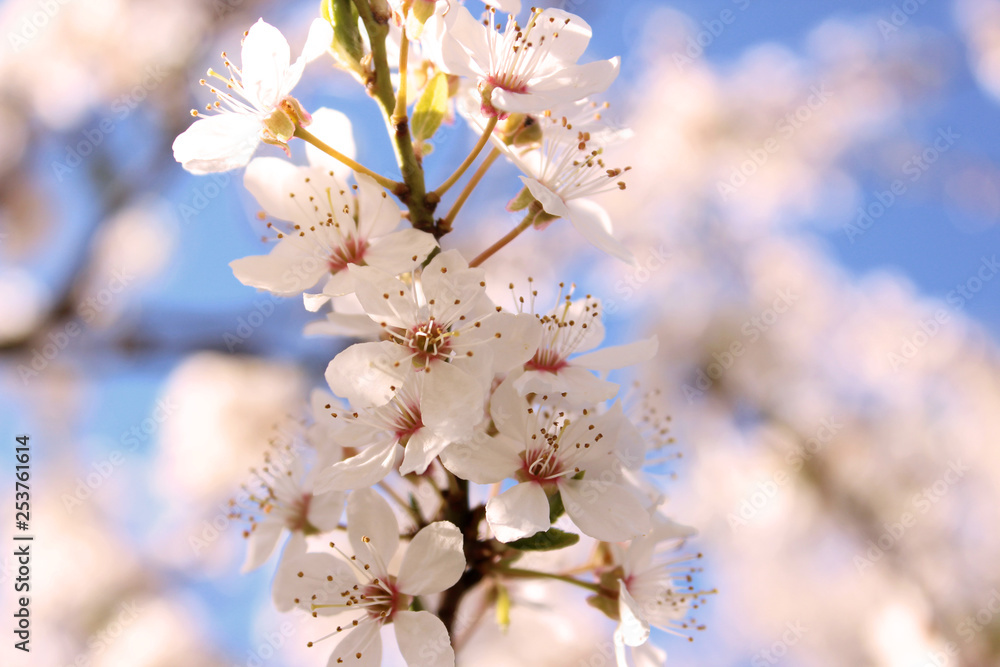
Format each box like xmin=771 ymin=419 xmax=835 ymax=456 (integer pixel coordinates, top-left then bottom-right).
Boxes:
xmin=172 ymin=18 xmax=332 ymax=174
xmin=275 ymin=489 xmax=465 ymax=666
xmin=323 ymin=250 xmax=541 ymax=409
xmin=438 ymin=6 xmax=619 ymax=118
xmin=229 ymin=154 xmax=437 ymax=300
xmin=442 ymin=379 xmax=651 ymax=542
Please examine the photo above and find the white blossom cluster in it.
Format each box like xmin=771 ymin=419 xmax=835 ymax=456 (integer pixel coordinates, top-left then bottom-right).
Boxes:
xmin=173 ymin=2 xmax=709 ymax=664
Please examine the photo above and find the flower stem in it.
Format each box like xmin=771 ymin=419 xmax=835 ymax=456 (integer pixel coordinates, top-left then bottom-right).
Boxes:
xmin=352 ymin=0 xmax=438 ymax=235
xmin=392 ymin=28 xmax=409 ymax=127
xmin=439 ymin=147 xmax=501 ymax=234
xmin=469 ymin=207 xmax=539 ymax=268
xmin=433 ymin=116 xmax=499 ymax=199
xmin=294 ymin=125 xmax=401 ymax=192
xmin=497 ymin=566 xmax=601 ymax=593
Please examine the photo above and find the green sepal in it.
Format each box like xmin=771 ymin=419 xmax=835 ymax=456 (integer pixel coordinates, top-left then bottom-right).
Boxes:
xmin=548 ymin=490 xmax=565 ymax=523
xmin=411 ymin=72 xmax=450 ymax=141
xmin=507 ymin=527 xmax=580 ymax=552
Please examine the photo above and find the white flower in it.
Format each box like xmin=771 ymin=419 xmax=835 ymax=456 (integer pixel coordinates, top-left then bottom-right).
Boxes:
xmin=441 ymin=379 xmax=651 ymax=542
xmin=512 ymin=287 xmax=658 ymax=405
xmin=613 ymin=519 xmax=706 ymax=667
xmin=172 ymin=18 xmax=332 ymax=174
xmin=503 ymin=113 xmax=636 ymax=263
xmin=275 ymin=489 xmax=465 ymax=667
xmin=323 ymin=249 xmax=541 ymax=409
xmin=438 ymin=6 xmax=619 ymax=118
xmin=229 ymin=152 xmax=438 ymax=300
xmin=316 ymin=371 xmax=482 ymax=492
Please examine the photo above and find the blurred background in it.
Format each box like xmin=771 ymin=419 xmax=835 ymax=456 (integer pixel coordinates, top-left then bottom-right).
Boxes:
xmin=1 ymin=0 xmax=999 ymax=665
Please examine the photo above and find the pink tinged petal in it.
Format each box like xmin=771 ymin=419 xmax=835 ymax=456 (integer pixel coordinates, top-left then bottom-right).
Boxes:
xmin=365 ymin=229 xmax=439 ymax=276
xmin=520 ymin=176 xmax=571 ymax=219
xmin=559 ymin=479 xmax=651 ymax=542
xmin=397 ymin=521 xmax=465 ymax=595
xmin=172 ymin=114 xmax=261 ymax=174
xmin=487 ymin=0 xmax=521 ymax=13
xmin=618 ymin=582 xmax=651 ymax=647
xmin=307 ymin=488 xmax=347 ymax=531
xmin=572 ymin=336 xmax=658 ymax=372
xmin=241 ymin=19 xmax=293 ymax=109
xmin=486 ymin=482 xmax=551 ymax=543
xmin=229 ymin=238 xmax=328 ymax=296
xmin=438 ymin=434 xmax=521 ymax=484
xmin=316 ymin=440 xmax=400 ymax=492
xmin=347 ymin=488 xmax=400 ymax=568
xmin=399 ymin=428 xmax=451 ymax=476
xmin=394 ymin=610 xmax=456 ymax=667
xmin=306 ymin=107 xmax=358 ymax=171
xmin=349 ymin=265 xmax=415 ymax=329
xmin=241 ymin=519 xmax=284 ymax=573
xmin=421 ymin=361 xmax=488 ymax=440
xmin=355 ymin=173 xmax=404 ymax=238
xmin=327 ymin=619 xmax=382 ymax=667
xmin=325 ymin=341 xmax=407 ymax=407
xmin=566 ymin=199 xmax=636 ymax=265
xmin=320 ymin=269 xmax=356 ymax=298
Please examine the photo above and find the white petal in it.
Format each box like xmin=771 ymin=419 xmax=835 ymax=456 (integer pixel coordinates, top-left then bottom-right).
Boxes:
xmin=229 ymin=237 xmax=328 ymax=295
xmin=399 ymin=428 xmax=451 ymax=476
xmin=397 ymin=521 xmax=465 ymax=595
xmin=521 ymin=176 xmax=571 ymax=219
xmin=439 ymin=6 xmax=490 ymax=79
xmin=244 ymin=157 xmax=319 ymax=221
xmin=316 ymin=440 xmax=400 ymax=492
xmin=438 ymin=434 xmax=521 ymax=484
xmin=306 ymin=107 xmax=358 ymax=171
xmin=301 ymin=18 xmax=335 ymax=63
xmin=272 ymin=549 xmax=350 ymax=613
xmin=479 ymin=312 xmax=542 ymax=373
xmin=327 ymin=619 xmax=382 ymax=667
xmin=489 ymin=374 xmax=530 ymax=438
xmin=486 ymin=482 xmax=551 ymax=543
xmin=559 ymin=479 xmax=651 ymax=542
xmin=394 ymin=610 xmax=455 ymax=667
xmin=365 ymin=229 xmax=439 ymax=276
xmin=534 ymin=8 xmax=591 ymax=65
xmin=325 ymin=341 xmax=407 ymax=407
xmin=241 ymin=19 xmax=292 ymax=109
xmin=566 ymin=199 xmax=635 ymax=265
xmin=347 ymin=488 xmax=400 ymax=568
xmin=421 ymin=361 xmax=488 ymax=439
xmin=618 ymin=582 xmax=651 ymax=647
xmin=513 ymin=365 xmax=618 ymax=406
xmin=356 ymin=173 xmax=404 ymax=238
xmin=241 ymin=520 xmax=283 ymax=572
xmin=572 ymin=336 xmax=658 ymax=372
xmin=307 ymin=488 xmax=347 ymax=531
xmin=172 ymin=114 xmax=261 ymax=174
xmin=349 ymin=265 xmax=415 ymax=329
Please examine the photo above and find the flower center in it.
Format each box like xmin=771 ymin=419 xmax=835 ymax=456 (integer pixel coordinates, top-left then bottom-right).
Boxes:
xmin=329 ymin=236 xmax=369 ymax=273
xmin=525 ymin=348 xmax=568 ymax=373
xmin=406 ymin=321 xmax=452 ymax=366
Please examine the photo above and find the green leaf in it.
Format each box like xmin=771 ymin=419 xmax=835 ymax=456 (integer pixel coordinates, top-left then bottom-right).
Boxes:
xmin=508 ymin=528 xmax=580 ymax=552
xmin=411 ymin=72 xmax=450 ymax=142
xmin=548 ymin=490 xmax=565 ymax=523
